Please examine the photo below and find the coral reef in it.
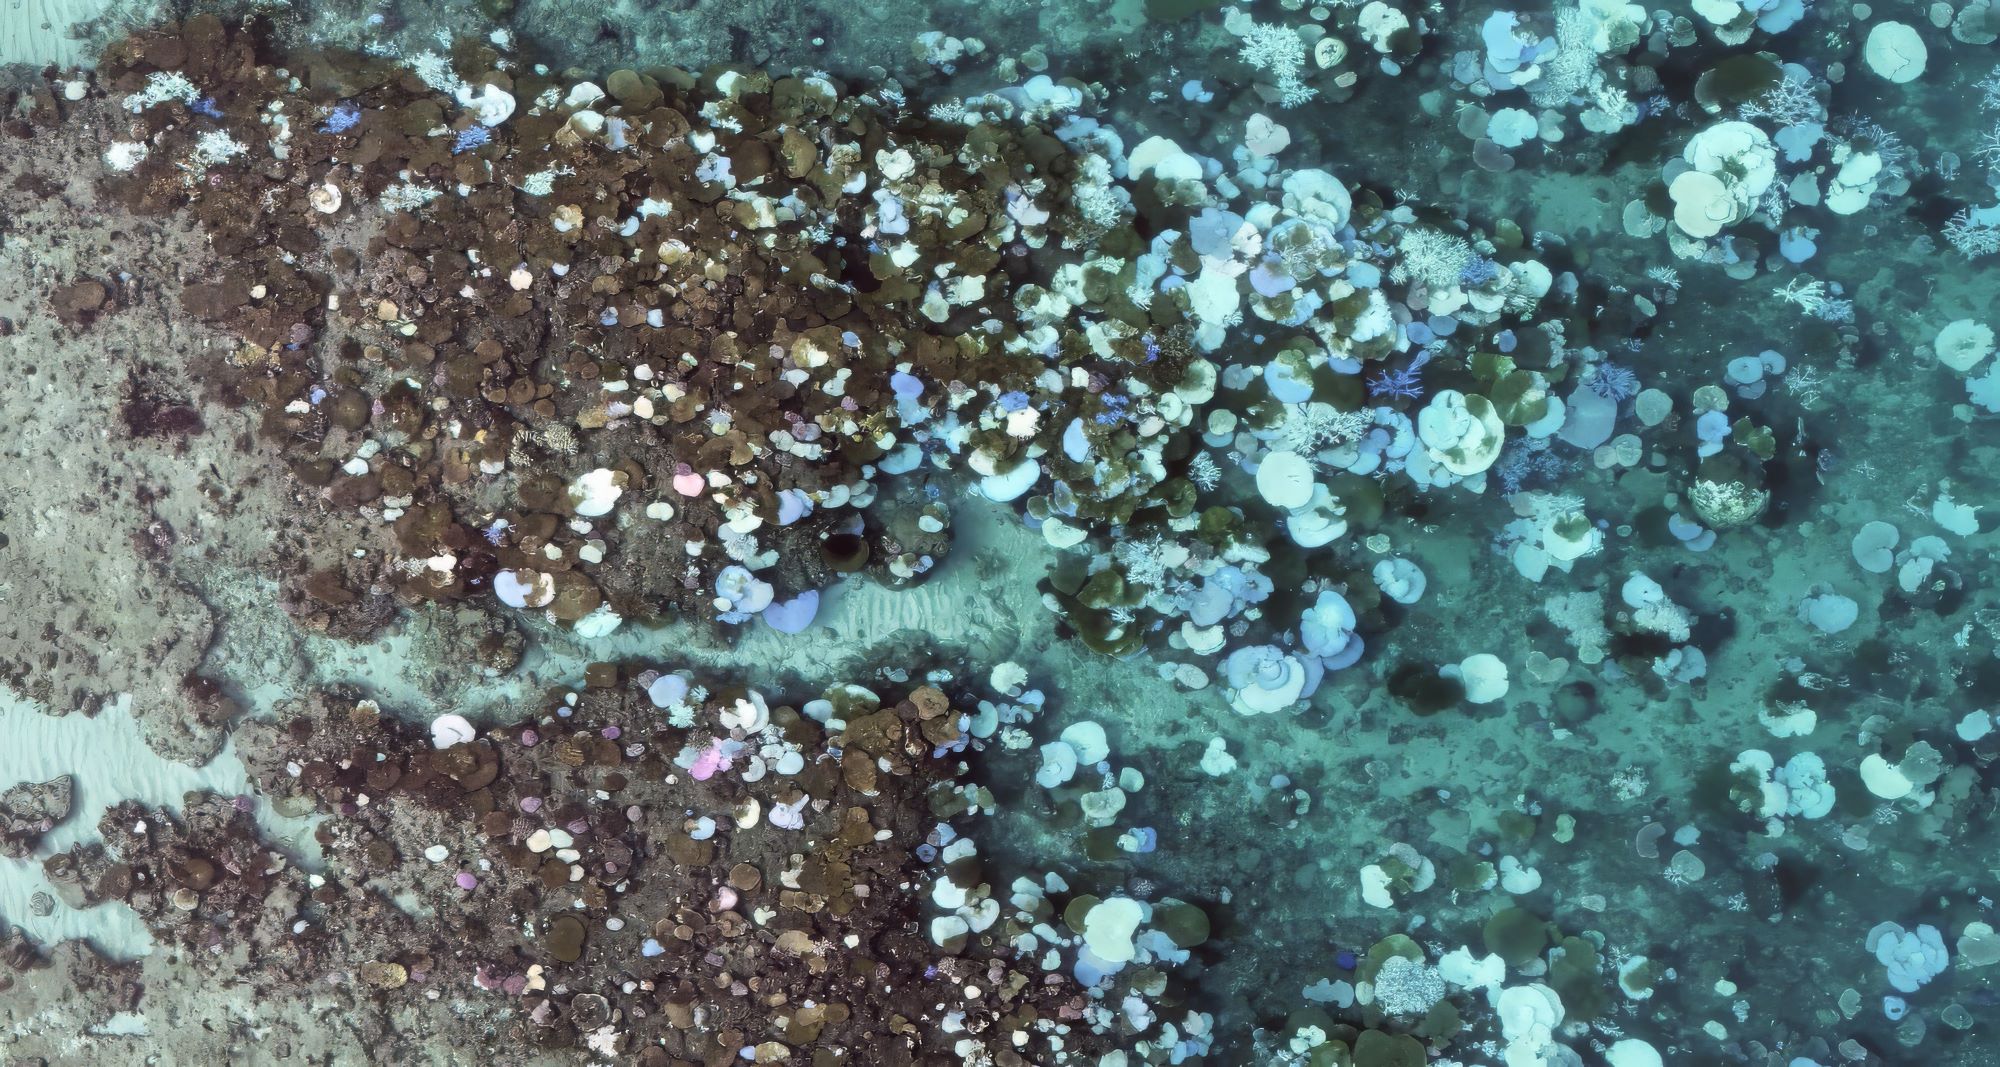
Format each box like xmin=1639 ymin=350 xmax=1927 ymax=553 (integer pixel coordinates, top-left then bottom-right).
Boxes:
xmin=2 ymin=2 xmax=2000 ymax=1066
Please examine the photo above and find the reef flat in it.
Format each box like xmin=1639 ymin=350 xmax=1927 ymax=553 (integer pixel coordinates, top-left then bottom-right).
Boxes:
xmin=1 ymin=1 xmax=1999 ymax=1066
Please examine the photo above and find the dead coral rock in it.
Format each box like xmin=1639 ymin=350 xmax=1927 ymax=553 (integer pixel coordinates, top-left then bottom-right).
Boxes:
xmin=567 ymin=990 xmax=612 ymax=1030
xmin=281 ymin=555 xmax=397 ymax=640
xmin=83 ymin=19 xmax=1159 ymax=634
xmin=867 ymin=484 xmax=954 ymax=590
xmin=95 ymin=794 xmax=292 ymax=952
xmin=48 ymin=277 xmax=110 ymax=327
xmin=228 ymin=677 xmax=1111 ymax=1064
xmin=404 ymin=602 xmax=527 ymax=690
xmin=120 ymin=367 xmax=206 ymax=441
xmin=138 ymin=673 xmax=244 ymax=765
xmin=358 ymin=960 xmax=408 ymax=989
xmin=0 ymin=929 xmax=48 ymax=989
xmin=0 ymin=775 xmax=73 ymax=859
xmin=40 ymin=842 xmax=113 ymax=910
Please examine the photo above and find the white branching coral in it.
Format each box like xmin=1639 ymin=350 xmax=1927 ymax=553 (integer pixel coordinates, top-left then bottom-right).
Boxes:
xmin=1273 ymin=220 xmax=1342 ymax=278
xmin=519 ymin=165 xmax=575 ymax=199
xmin=1739 ymin=71 xmax=1824 ymax=126
xmin=1544 ymin=590 xmax=1610 ymax=661
xmin=1234 ymin=21 xmax=1318 ymax=108
xmin=123 ymin=71 xmax=199 ymax=112
xmin=1112 ymin=536 xmax=1185 ymax=593
xmin=1527 ymin=8 xmax=1599 ymax=108
xmin=189 ymin=130 xmax=249 ymax=168
xmin=1394 ymin=228 xmax=1477 ymax=289
xmin=1981 ymin=65 xmax=2000 ymax=111
xmin=1066 ymin=153 xmax=1128 ymax=241
xmin=1633 ymin=599 xmax=1692 ymax=642
xmin=1187 ymin=452 xmax=1221 ymax=491
xmin=1581 ymin=82 xmax=1639 ymax=133
xmin=1525 ymin=491 xmax=1586 ymax=526
xmin=1771 ymin=276 xmax=1852 ymax=320
xmin=1974 ymin=125 xmax=2000 ymax=168
xmin=1943 ymin=208 xmax=2000 ymax=259
xmin=1273 ymin=403 xmax=1372 ymax=456
xmin=407 ymin=51 xmax=467 ymax=96
xmin=380 ymin=181 xmax=444 ymax=212
xmin=1071 ymin=182 xmax=1126 ymax=234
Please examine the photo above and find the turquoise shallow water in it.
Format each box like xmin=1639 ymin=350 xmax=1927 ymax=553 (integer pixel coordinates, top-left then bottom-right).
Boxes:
xmin=2 ymin=0 xmax=1999 ymax=1063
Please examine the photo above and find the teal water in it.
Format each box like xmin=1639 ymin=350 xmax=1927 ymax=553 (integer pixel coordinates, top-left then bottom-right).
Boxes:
xmin=1 ymin=0 xmax=1998 ymax=1064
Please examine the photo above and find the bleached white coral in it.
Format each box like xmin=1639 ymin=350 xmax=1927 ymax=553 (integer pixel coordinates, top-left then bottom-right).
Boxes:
xmin=189 ymin=130 xmax=249 ymax=167
xmin=380 ymin=182 xmax=443 ymax=212
xmin=103 ymin=141 xmax=150 ymax=172
xmin=1272 ymin=403 xmax=1372 ymax=455
xmin=1980 ymin=65 xmax=2000 ymax=111
xmin=519 ymin=169 xmax=560 ymax=197
xmin=1544 ymin=589 xmax=1610 ymax=661
xmin=1370 ymin=956 xmax=1446 ymax=1015
xmin=1690 ymin=477 xmax=1769 ymax=527
xmin=1070 ymin=181 xmax=1127 ymax=232
xmin=122 ymin=71 xmax=199 ymax=113
xmin=407 ymin=51 xmax=467 ymax=96
xmin=1974 ymin=124 xmax=2000 ymax=168
xmin=1396 ymin=227 xmax=1477 ymax=289
xmin=1739 ymin=70 xmax=1824 ymax=126
xmin=1632 ymin=599 xmax=1692 ymax=642
xmin=1234 ymin=20 xmax=1319 ymax=109
xmin=1527 ymin=7 xmax=1600 ymax=108
xmin=1187 ymin=452 xmax=1221 ymax=491
xmin=1112 ymin=536 xmax=1188 ymax=594
xmin=1772 ymin=276 xmax=1831 ymax=314
xmin=1580 ymin=82 xmax=1640 ymax=133
xmin=1943 ymin=208 xmax=2000 ymax=259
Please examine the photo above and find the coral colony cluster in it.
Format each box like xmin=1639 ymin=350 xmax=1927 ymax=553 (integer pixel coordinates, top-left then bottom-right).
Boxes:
xmin=2 ymin=1 xmax=2000 ymax=1066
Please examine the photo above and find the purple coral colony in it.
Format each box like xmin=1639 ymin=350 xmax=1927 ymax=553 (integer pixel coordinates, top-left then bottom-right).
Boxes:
xmin=1 ymin=1 xmax=1998 ymax=1066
